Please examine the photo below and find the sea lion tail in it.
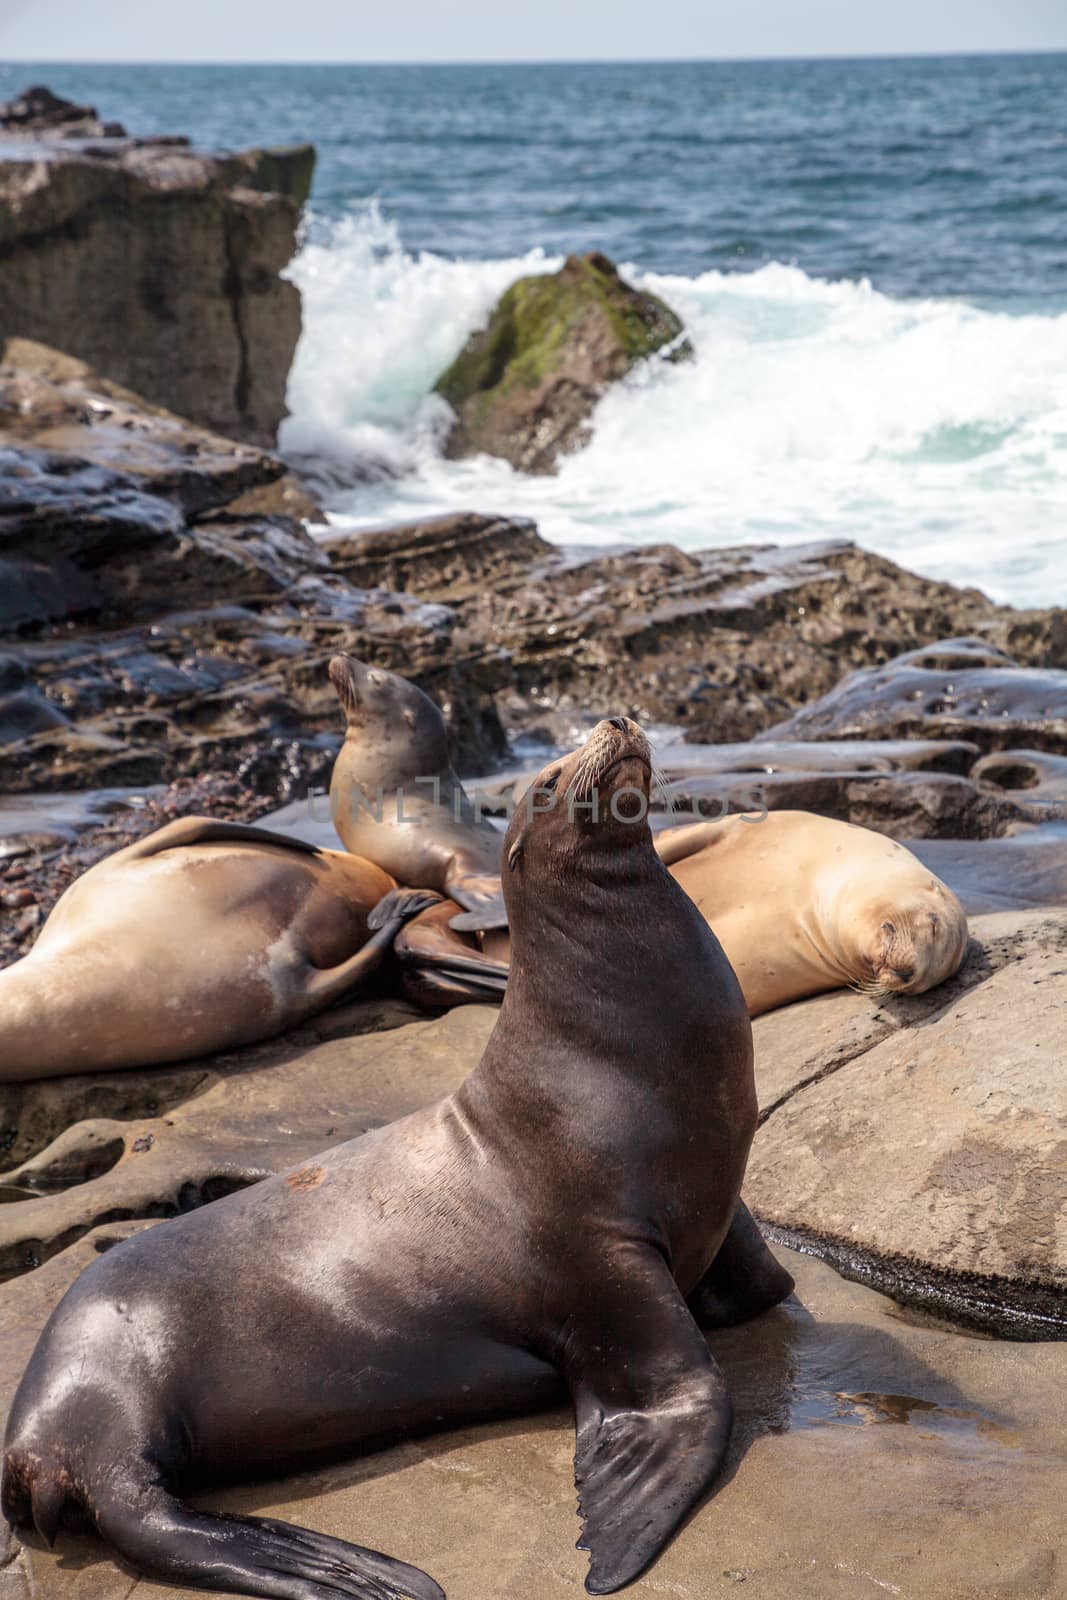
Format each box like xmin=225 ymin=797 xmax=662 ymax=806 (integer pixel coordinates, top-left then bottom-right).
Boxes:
xmin=91 ymin=1484 xmax=446 ymax=1600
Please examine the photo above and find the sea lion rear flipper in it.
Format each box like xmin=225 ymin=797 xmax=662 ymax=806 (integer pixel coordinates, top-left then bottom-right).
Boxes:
xmin=443 ymin=868 xmax=508 ymax=932
xmin=561 ymin=1247 xmax=732 ymax=1595
xmin=89 ymin=1480 xmax=444 ymax=1600
xmin=119 ymin=816 xmax=322 ymax=861
xmin=394 ymin=902 xmax=509 ymax=1007
xmin=687 ymin=1200 xmax=796 ymax=1328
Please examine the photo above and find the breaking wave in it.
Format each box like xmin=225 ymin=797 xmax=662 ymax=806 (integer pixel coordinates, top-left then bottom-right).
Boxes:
xmin=283 ymin=203 xmax=1067 ymax=605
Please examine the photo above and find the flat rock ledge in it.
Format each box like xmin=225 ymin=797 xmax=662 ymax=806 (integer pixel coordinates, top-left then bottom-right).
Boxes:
xmin=746 ymin=908 xmax=1067 ymax=1338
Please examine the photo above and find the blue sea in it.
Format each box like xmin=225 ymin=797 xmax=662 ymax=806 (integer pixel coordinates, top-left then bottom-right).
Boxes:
xmin=3 ymin=55 xmax=1067 ymax=605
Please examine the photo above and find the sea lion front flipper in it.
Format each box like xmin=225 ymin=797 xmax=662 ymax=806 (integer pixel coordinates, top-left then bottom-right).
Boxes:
xmin=445 ymin=870 xmax=509 ymax=932
xmin=561 ymin=1247 xmax=732 ymax=1595
xmin=304 ymin=889 xmax=443 ymax=1006
xmin=366 ymin=887 xmax=445 ymax=933
xmin=687 ymin=1200 xmax=796 ymax=1329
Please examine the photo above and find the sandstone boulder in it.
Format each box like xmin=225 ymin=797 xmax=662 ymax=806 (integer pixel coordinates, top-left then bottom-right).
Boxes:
xmin=747 ymin=909 xmax=1067 ymax=1337
xmin=434 ymin=252 xmax=690 ymax=472
xmin=0 ymin=93 xmax=314 ymax=443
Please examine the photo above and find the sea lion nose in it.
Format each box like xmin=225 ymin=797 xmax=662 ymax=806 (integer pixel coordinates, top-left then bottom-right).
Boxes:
xmin=608 ymin=716 xmax=629 ymax=733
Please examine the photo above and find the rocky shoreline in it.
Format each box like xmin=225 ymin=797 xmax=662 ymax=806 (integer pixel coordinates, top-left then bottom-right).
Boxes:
xmin=2 ymin=84 xmax=1067 ymax=1600
xmin=3 ymin=332 xmax=1067 ymax=964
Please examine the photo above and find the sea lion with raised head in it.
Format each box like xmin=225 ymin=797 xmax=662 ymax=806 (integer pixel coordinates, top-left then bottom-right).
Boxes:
xmin=0 ymin=816 xmax=436 ymax=1081
xmin=328 ymin=654 xmax=507 ymax=927
xmin=2 ymin=715 xmax=792 ymax=1597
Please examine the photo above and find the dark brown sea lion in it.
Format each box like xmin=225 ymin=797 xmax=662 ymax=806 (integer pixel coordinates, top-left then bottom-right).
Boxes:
xmin=0 ymin=816 xmax=436 ymax=1081
xmin=2 ymin=716 xmax=791 ymax=1597
xmin=328 ymin=654 xmax=507 ymax=927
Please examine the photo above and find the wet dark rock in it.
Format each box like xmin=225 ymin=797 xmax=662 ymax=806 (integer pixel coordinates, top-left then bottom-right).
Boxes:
xmin=0 ymin=444 xmax=326 ymax=630
xmin=0 ymin=94 xmax=314 ymax=443
xmin=0 ymin=688 xmax=69 ymax=745
xmin=5 ymin=404 xmax=1067 ymax=921
xmin=328 ymin=520 xmax=1066 ymax=754
xmin=0 ymin=85 xmax=125 ymax=140
xmin=0 ymin=340 xmax=313 ymax=519
xmin=324 ymin=511 xmax=550 ymax=598
xmin=434 ymin=252 xmax=691 ymax=473
xmin=657 ymin=769 xmax=1028 ymax=840
xmin=761 ymin=636 xmax=1067 ymax=754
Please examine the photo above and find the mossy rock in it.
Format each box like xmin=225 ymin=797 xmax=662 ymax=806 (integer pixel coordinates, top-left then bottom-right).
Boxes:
xmin=433 ymin=252 xmax=691 ymax=475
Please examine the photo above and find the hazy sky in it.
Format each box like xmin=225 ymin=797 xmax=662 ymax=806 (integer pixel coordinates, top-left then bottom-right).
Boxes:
xmin=1 ymin=0 xmax=1066 ymax=64
xmin=0 ymin=0 xmax=1062 ymax=63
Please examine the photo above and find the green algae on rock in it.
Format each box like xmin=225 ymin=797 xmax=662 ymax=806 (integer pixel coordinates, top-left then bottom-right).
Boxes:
xmin=434 ymin=251 xmax=691 ymax=474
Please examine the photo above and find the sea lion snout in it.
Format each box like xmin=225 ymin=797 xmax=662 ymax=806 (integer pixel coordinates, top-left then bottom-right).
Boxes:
xmin=869 ymin=892 xmax=968 ymax=995
xmin=328 ymin=654 xmax=362 ymax=716
xmin=567 ymin=717 xmax=652 ymax=800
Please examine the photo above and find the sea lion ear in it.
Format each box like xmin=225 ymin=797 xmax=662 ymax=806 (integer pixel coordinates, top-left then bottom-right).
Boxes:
xmin=506 ymin=838 xmax=523 ymax=872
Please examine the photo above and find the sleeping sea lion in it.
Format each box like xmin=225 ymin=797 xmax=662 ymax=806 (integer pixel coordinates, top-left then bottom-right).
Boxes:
xmin=656 ymin=811 xmax=969 ymax=1012
xmin=395 ymin=810 xmax=968 ymax=1015
xmin=0 ymin=816 xmax=436 ymax=1080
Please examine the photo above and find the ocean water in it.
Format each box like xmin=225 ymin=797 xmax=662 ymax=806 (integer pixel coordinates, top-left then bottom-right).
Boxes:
xmin=4 ymin=56 xmax=1067 ymax=605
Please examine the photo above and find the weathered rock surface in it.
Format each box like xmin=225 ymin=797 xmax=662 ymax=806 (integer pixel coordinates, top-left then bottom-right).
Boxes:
xmin=434 ymin=252 xmax=690 ymax=472
xmin=746 ymin=909 xmax=1067 ymax=1338
xmin=4 ymin=451 xmax=1067 ymax=959
xmin=913 ymin=828 xmax=1067 ymax=916
xmin=0 ymin=89 xmax=314 ymax=443
xmin=0 ymin=352 xmax=509 ymax=810
xmin=323 ymin=517 xmax=1067 ymax=746
xmin=0 ymin=1002 xmax=491 ymax=1281
xmin=762 ymin=636 xmax=1067 ymax=754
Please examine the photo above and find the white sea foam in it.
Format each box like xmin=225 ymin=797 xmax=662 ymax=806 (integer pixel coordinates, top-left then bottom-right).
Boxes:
xmin=283 ymin=205 xmax=1067 ymax=605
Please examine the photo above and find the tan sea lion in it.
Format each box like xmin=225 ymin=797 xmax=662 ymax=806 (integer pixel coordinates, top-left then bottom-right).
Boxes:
xmin=328 ymin=654 xmax=508 ymax=927
xmin=0 ymin=816 xmax=437 ymax=1081
xmin=397 ymin=811 xmax=968 ymax=1015
xmin=656 ymin=810 xmax=969 ymax=1012
xmin=2 ymin=716 xmax=792 ymax=1598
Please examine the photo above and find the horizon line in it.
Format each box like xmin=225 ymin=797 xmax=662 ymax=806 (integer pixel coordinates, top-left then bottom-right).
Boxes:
xmin=2 ymin=45 xmax=1066 ymax=68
